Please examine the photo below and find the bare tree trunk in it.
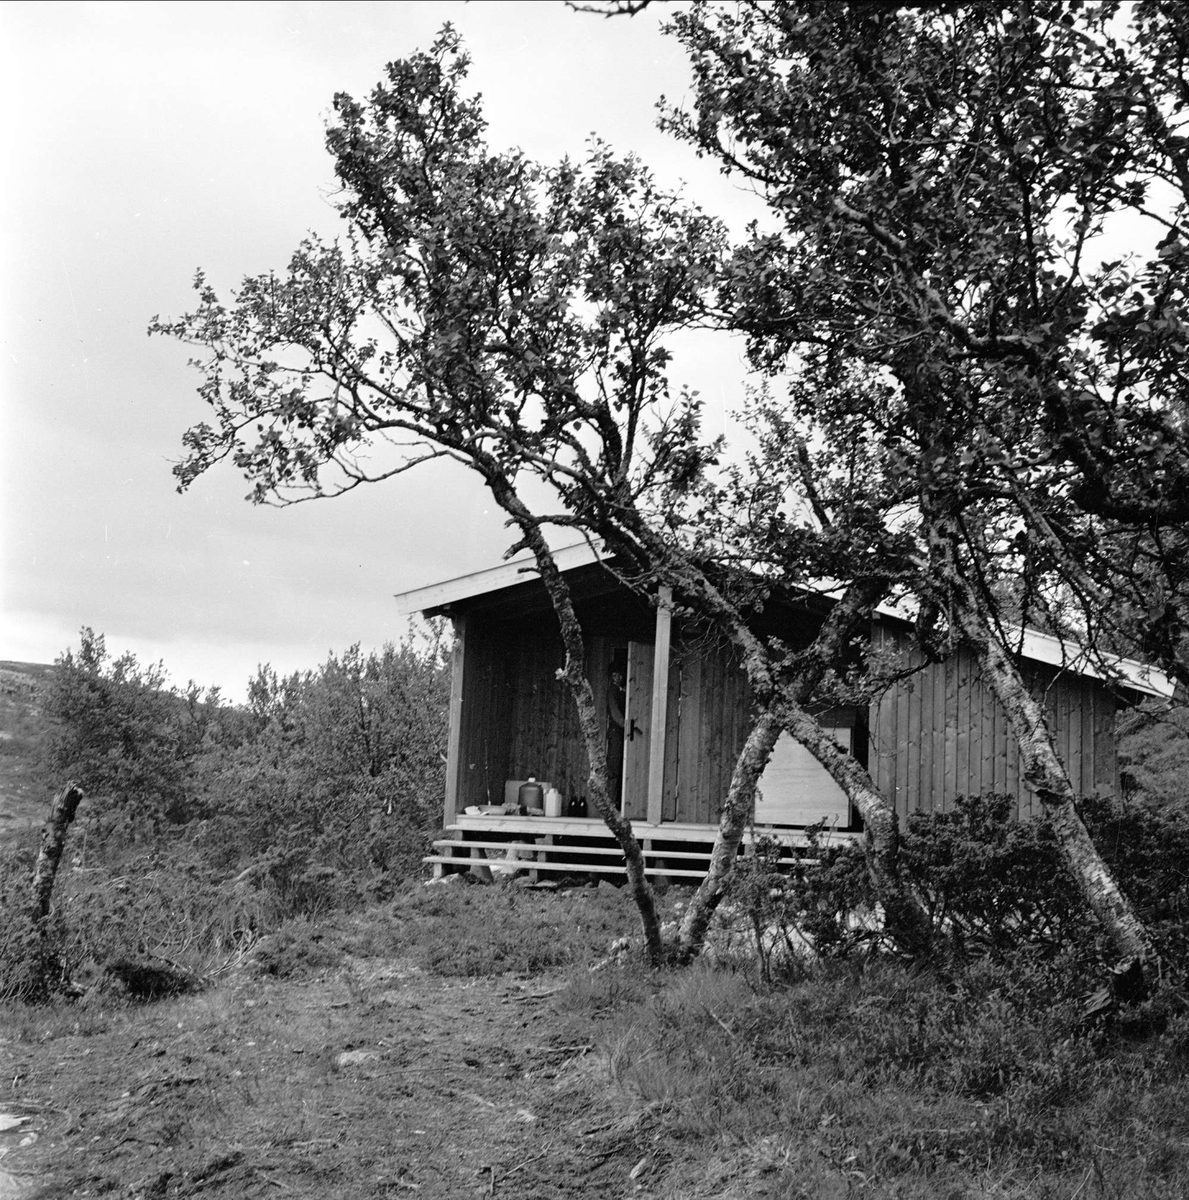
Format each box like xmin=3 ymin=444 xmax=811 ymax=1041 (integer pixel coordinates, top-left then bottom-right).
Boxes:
xmin=763 ymin=692 xmax=935 ymax=957
xmin=31 ymin=781 xmax=85 ymax=921
xmin=487 ymin=481 xmax=663 ymax=963
xmin=678 ymin=711 xmax=780 ymax=958
xmin=950 ymin=574 xmax=1154 ymax=993
xmin=611 ymin=535 xmax=934 ymax=958
xmin=677 ymin=577 xmax=934 ymax=959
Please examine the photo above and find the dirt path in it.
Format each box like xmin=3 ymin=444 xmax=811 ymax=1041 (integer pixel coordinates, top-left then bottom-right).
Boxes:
xmin=1 ymin=957 xmax=659 ymax=1199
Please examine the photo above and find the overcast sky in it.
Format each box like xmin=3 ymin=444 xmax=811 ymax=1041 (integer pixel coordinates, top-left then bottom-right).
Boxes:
xmin=1 ymin=0 xmax=762 ymax=700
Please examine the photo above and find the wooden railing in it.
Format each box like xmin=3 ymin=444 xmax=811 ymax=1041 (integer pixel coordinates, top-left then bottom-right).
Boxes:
xmin=425 ymin=815 xmax=862 ymax=882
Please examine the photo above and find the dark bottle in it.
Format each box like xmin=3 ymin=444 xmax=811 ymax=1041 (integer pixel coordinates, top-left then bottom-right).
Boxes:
xmin=518 ymin=778 xmax=544 ymax=810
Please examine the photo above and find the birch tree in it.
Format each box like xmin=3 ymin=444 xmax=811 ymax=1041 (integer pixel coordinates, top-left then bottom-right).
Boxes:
xmin=155 ymin=29 xmax=937 ymax=961
xmin=155 ymin=30 xmax=711 ymax=960
xmin=656 ymin=0 xmax=1189 ymax=987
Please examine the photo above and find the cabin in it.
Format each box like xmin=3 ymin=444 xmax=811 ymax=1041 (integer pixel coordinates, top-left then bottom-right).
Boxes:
xmin=394 ymin=544 xmax=1173 ymax=881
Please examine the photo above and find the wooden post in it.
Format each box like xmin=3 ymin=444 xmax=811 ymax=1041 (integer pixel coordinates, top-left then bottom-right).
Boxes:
xmin=31 ymin=782 xmax=84 ymax=920
xmin=443 ymin=613 xmax=468 ymax=826
xmin=647 ymin=586 xmax=673 ymax=824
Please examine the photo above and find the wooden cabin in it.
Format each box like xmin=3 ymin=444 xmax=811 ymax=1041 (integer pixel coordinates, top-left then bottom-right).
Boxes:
xmin=394 ymin=545 xmax=1172 ymax=881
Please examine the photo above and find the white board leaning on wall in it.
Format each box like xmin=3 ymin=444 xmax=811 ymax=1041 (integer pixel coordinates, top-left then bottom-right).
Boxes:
xmin=755 ymin=727 xmax=853 ymax=828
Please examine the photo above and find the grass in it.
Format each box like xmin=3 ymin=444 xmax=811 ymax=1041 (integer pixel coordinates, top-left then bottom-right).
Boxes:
xmin=3 ymin=882 xmax=1189 ymax=1197
xmin=549 ymin=948 xmax=1189 ymax=1199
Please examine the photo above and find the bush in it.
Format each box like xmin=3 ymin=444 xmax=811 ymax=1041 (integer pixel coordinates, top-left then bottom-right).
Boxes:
xmin=723 ymin=792 xmax=1189 ymax=985
xmin=192 ymin=632 xmax=449 ymax=891
xmin=42 ymin=628 xmax=218 ymax=829
xmin=0 ymin=844 xmax=69 ymax=1002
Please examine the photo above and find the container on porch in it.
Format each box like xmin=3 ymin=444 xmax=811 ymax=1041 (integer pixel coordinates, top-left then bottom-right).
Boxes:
xmin=544 ymin=787 xmax=563 ymax=817
xmin=518 ymin=778 xmax=545 ymax=810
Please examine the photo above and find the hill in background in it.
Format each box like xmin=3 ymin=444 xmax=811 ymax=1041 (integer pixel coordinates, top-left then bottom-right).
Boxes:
xmin=0 ymin=660 xmax=54 ymax=842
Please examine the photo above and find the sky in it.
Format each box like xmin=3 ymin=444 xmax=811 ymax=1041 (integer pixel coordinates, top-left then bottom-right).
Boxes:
xmin=1 ymin=0 xmax=762 ymax=701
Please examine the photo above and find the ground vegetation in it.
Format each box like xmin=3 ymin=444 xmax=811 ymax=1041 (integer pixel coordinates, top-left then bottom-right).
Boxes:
xmin=0 ymin=632 xmax=448 ymax=1004
xmin=1 ymin=644 xmax=1188 ymax=1195
xmin=1 ymin=873 xmax=1188 ymax=1198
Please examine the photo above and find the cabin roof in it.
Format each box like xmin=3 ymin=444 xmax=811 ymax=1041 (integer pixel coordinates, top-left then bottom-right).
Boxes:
xmin=393 ymin=545 xmax=1175 ymax=700
xmin=393 ymin=541 xmax=607 ymax=618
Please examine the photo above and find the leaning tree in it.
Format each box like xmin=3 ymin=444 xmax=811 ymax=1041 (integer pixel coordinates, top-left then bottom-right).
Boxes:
xmin=155 ymin=31 xmax=706 ymax=959
xmin=155 ymin=28 xmax=941 ymax=961
xmin=648 ymin=0 xmax=1189 ymax=987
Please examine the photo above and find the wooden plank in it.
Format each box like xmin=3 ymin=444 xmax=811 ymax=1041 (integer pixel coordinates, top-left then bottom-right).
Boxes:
xmin=1094 ymin=684 xmax=1118 ymax=795
xmin=1051 ymin=675 xmax=1071 ymax=795
xmin=977 ymin=651 xmax=995 ymax=801
xmin=445 ymin=815 xmax=863 ymax=846
xmin=460 ymin=617 xmax=509 ymax=809
xmin=698 ymin=643 xmax=721 ymax=824
xmin=1070 ymin=681 xmax=1089 ymax=792
xmin=676 ymin=654 xmax=703 ymax=822
xmin=943 ymin=651 xmax=959 ymax=806
xmin=424 ymin=856 xmax=715 ymax=879
xmin=647 ymin=587 xmax=673 ymax=824
xmin=443 ymin=613 xmax=468 ymax=825
xmin=434 ymin=839 xmax=731 ymax=861
xmin=914 ymin=659 xmax=931 ymax=812
xmin=392 ymin=541 xmax=605 ymax=616
xmin=904 ymin=661 xmax=922 ymax=818
xmin=927 ymin=659 xmax=944 ymax=812
xmin=953 ymin=654 xmax=968 ymax=799
xmin=662 ymin=645 xmax=683 ymax=823
xmin=894 ymin=666 xmax=911 ymax=821
xmin=1004 ymin=667 xmax=1022 ymax=809
xmin=623 ymin=640 xmax=654 ymax=820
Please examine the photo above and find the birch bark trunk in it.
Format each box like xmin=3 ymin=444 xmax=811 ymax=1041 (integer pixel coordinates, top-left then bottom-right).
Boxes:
xmin=616 ymin=546 xmax=935 ymax=958
xmin=677 ymin=579 xmax=921 ymax=957
xmin=487 ymin=483 xmax=663 ymax=963
xmin=31 ymin=782 xmax=85 ymax=921
xmin=949 ymin=573 xmax=1154 ymax=991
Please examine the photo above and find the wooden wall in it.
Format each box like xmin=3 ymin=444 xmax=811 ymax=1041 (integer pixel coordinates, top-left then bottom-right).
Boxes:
xmin=453 ymin=615 xmax=509 ymax=810
xmin=447 ymin=609 xmax=1120 ymax=828
xmin=454 ymin=615 xmax=593 ymax=810
xmin=666 ymin=638 xmax=755 ymax=824
xmin=450 ymin=616 xmax=757 ymax=823
xmin=869 ymin=624 xmax=1119 ymax=822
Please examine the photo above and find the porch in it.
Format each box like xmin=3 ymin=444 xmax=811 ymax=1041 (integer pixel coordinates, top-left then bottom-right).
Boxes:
xmin=426 ymin=813 xmax=864 ymax=882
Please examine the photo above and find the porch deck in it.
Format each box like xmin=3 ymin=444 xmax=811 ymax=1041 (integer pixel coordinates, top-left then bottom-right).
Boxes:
xmin=425 ymin=815 xmax=864 ymax=882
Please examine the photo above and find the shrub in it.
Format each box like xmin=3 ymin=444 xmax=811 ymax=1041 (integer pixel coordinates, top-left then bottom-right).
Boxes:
xmin=192 ymin=631 xmax=449 ymax=892
xmin=723 ymin=792 xmax=1189 ymax=985
xmin=0 ymin=844 xmax=69 ymax=1002
xmin=901 ymin=793 xmax=1085 ymax=957
xmin=42 ymin=628 xmax=218 ymax=829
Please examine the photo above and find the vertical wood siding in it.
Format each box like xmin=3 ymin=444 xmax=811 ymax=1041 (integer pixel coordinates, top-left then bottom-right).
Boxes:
xmin=454 ymin=618 xmax=591 ymax=810
xmin=869 ymin=624 xmax=1120 ymax=822
xmin=455 ymin=617 xmax=512 ymax=809
xmin=671 ymin=636 xmax=754 ymax=824
xmin=503 ymin=624 xmax=590 ymax=802
xmin=450 ymin=611 xmax=1121 ymax=829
